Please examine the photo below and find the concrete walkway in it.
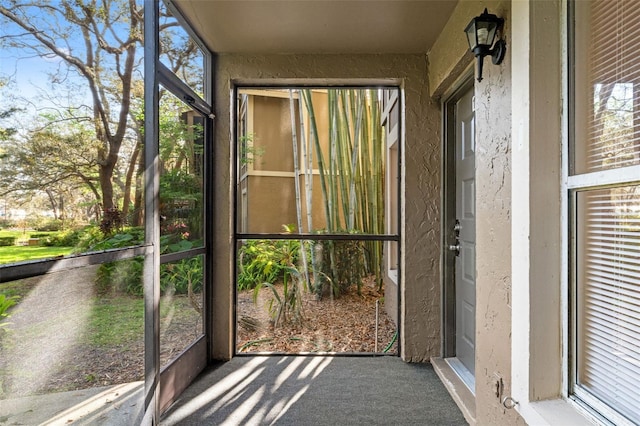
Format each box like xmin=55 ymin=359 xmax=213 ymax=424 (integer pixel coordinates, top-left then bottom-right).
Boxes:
xmin=0 ymin=381 xmax=143 ymax=425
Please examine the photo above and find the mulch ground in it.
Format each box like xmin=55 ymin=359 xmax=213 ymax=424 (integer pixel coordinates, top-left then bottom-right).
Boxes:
xmin=236 ymin=277 xmax=398 ymax=354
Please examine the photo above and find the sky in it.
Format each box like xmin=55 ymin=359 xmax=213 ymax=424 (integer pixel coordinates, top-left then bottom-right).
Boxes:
xmin=0 ymin=1 xmax=201 ymax=125
xmin=0 ymin=1 xmax=139 ymax=123
xmin=1 ymin=51 xmax=66 ymax=99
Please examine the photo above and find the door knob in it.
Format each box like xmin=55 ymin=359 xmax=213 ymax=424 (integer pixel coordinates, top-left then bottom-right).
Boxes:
xmin=448 ymin=244 xmax=460 ymax=256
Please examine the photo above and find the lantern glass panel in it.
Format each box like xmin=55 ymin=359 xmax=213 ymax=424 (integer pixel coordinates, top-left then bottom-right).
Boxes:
xmin=465 ymin=21 xmax=478 ymax=49
xmin=477 ymin=21 xmax=497 ymax=46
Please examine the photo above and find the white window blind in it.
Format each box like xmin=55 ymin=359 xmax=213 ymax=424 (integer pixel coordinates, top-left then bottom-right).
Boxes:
xmin=576 ymin=186 xmax=640 ymax=424
xmin=574 ymin=0 xmax=640 ymax=175
xmin=572 ymin=1 xmax=640 ymax=424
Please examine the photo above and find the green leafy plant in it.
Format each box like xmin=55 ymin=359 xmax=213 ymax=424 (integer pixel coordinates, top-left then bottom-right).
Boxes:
xmin=41 ymin=228 xmax=84 ymax=247
xmin=28 ymin=233 xmax=51 ymax=239
xmin=160 ymin=170 xmax=203 ymax=242
xmin=0 ymin=294 xmax=19 ymax=329
xmin=237 ymin=237 xmax=302 ymax=291
xmin=253 ymin=264 xmax=304 ymax=328
xmin=245 ymin=227 xmax=308 ymax=327
xmin=162 ymin=255 xmax=203 ymax=313
xmin=96 ymin=257 xmax=145 ymax=296
xmin=239 ymin=133 xmax=264 ymax=165
xmin=92 ymin=228 xmax=203 ymax=297
xmin=82 ymin=227 xmax=144 ymax=252
xmin=73 ymin=226 xmax=109 ymax=252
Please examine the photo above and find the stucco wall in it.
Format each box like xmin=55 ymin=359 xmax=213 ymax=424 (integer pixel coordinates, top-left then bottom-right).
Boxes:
xmin=428 ymin=1 xmax=526 ymax=424
xmin=246 ymin=176 xmax=297 ymax=234
xmin=212 ymin=54 xmax=442 ymax=361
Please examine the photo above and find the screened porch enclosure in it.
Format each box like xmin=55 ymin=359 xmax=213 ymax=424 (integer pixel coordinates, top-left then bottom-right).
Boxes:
xmin=234 ymin=87 xmax=400 ymax=354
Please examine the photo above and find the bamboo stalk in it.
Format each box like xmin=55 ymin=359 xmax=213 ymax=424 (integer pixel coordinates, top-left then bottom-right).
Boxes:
xmin=347 ymin=91 xmax=363 ymax=231
xmin=302 ymin=89 xmax=331 ymax=231
xmin=297 ymin=89 xmax=319 ymax=292
xmin=289 ymin=90 xmax=310 ymax=291
xmin=301 ymin=88 xmax=388 ymax=295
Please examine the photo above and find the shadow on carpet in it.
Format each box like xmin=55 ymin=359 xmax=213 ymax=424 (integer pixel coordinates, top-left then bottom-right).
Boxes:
xmin=161 ymin=356 xmax=467 ymax=425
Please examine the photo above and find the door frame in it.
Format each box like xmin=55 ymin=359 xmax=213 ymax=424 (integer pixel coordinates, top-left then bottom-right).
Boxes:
xmin=145 ymin=0 xmax=213 ymax=415
xmin=230 ymin=84 xmax=402 ymax=356
xmin=441 ymin=76 xmax=474 ymax=360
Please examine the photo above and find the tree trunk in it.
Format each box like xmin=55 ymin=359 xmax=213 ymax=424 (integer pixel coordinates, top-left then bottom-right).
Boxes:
xmin=122 ymin=141 xmax=141 ymax=222
xmin=132 ymin=146 xmax=145 ymax=227
xmin=45 ymin=189 xmax=58 ymax=220
xmin=100 ymin=162 xmax=116 ymax=211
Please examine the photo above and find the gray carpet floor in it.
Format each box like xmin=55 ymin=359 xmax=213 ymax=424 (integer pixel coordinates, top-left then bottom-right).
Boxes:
xmin=161 ymin=356 xmax=467 ymax=426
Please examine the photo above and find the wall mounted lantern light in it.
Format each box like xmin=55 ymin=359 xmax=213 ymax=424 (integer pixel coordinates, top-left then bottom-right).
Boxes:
xmin=464 ymin=8 xmax=506 ymax=82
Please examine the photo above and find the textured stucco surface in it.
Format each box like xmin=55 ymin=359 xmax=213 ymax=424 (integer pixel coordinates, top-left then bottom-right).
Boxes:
xmin=473 ymin=5 xmax=524 ymax=424
xmin=428 ymin=1 xmax=501 ymax=98
xmin=212 ymin=54 xmax=442 ymax=361
xmin=428 ymin=1 xmax=526 ymax=424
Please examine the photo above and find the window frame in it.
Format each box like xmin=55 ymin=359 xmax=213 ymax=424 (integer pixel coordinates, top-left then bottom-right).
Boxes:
xmin=567 ymin=1 xmax=640 ymax=424
xmin=509 ymin=1 xmax=630 ymax=424
xmin=383 ymin=89 xmax=400 ymax=284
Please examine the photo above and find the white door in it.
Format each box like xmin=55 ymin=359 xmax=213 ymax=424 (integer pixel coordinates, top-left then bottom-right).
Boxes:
xmin=453 ymin=88 xmax=476 ymax=385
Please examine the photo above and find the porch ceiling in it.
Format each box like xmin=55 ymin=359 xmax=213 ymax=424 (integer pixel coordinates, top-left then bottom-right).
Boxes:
xmin=172 ymin=0 xmax=459 ymax=54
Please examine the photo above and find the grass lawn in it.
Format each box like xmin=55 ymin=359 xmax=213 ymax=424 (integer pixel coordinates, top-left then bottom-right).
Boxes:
xmin=0 ymin=229 xmax=71 ymax=265
xmin=0 ymin=245 xmax=74 ymax=265
xmin=89 ymin=296 xmax=145 ymax=346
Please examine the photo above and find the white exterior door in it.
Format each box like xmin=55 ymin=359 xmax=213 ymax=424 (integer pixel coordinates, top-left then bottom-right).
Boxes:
xmin=454 ymin=88 xmax=476 ymax=382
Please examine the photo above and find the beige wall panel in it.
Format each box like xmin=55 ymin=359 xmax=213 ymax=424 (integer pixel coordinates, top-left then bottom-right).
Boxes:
xmin=310 ymin=90 xmax=330 ymax=169
xmin=213 ymin=54 xmax=441 ymax=361
xmin=299 ymin=174 xmax=329 ymax=232
xmin=384 ymin=276 xmax=398 ymax=326
xmin=252 ymin=95 xmax=295 ymax=172
xmin=246 ymin=176 xmax=297 ymax=234
xmin=429 ymin=1 xmax=525 ymax=424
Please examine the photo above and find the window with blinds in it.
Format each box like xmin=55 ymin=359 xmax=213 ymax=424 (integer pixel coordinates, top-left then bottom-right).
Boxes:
xmin=573 ymin=0 xmax=640 ymax=175
xmin=576 ymin=187 xmax=640 ymax=423
xmin=571 ymin=0 xmax=640 ymax=424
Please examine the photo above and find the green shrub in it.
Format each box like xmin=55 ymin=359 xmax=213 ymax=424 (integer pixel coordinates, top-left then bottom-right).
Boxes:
xmin=73 ymin=226 xmax=107 ymax=251
xmin=97 ymin=256 xmax=204 ymax=297
xmin=253 ymin=265 xmax=304 ymax=327
xmin=242 ymin=227 xmax=307 ymax=326
xmin=33 ymin=219 xmax=64 ymax=232
xmin=94 ymin=229 xmax=202 ymax=296
xmin=237 ymin=238 xmax=301 ymax=291
xmin=29 ymin=233 xmax=50 ymax=238
xmin=0 ymin=236 xmax=16 ymax=247
xmin=161 ymin=255 xmax=203 ymax=295
xmin=40 ymin=228 xmax=84 ymax=247
xmin=89 ymin=227 xmax=145 ymax=251
xmin=92 ymin=228 xmax=145 ymax=296
xmin=96 ymin=257 xmax=145 ymax=296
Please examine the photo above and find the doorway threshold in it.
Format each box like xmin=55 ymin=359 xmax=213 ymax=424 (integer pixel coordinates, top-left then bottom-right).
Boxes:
xmin=444 ymin=357 xmax=475 ymax=394
xmin=432 ymin=357 xmax=476 ymax=426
